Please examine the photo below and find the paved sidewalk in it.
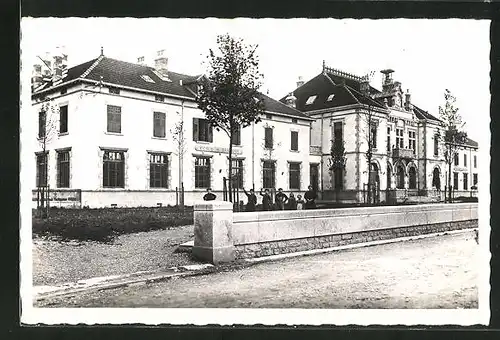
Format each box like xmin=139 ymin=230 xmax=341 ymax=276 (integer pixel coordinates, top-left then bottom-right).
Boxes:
xmin=36 ymin=229 xmax=479 ymax=309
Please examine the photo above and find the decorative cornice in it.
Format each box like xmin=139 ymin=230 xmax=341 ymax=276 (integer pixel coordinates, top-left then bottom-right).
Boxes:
xmin=323 ymin=65 xmax=363 ymax=82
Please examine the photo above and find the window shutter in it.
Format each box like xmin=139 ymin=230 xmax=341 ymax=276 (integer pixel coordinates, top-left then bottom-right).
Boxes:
xmin=193 ymin=118 xmax=199 ymax=141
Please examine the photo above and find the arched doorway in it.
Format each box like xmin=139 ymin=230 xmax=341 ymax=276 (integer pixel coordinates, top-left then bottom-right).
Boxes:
xmin=396 ymin=164 xmax=405 ymax=189
xmin=386 ymin=164 xmax=392 ymax=189
xmin=369 ymin=162 xmax=380 ymax=203
xmin=432 ymin=167 xmax=441 ymax=191
xmin=408 ymin=167 xmax=417 ymax=189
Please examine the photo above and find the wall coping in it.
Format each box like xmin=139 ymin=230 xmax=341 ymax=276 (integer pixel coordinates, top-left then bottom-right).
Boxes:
xmin=194 ymin=200 xmax=234 ymax=211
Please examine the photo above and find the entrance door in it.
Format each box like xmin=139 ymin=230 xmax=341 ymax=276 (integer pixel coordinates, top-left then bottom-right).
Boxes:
xmin=310 ymin=164 xmax=319 ymax=192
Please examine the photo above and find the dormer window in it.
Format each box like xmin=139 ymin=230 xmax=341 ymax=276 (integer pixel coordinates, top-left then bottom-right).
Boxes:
xmin=327 ymin=94 xmax=335 ymax=101
xmin=306 ymin=95 xmax=317 ymax=105
xmin=141 ymin=75 xmax=155 ymax=83
xmin=151 ymin=69 xmax=171 ymax=82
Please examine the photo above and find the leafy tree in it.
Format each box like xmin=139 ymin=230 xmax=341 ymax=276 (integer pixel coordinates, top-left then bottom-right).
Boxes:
xmin=171 ymin=110 xmax=187 ymax=210
xmin=328 ymin=139 xmax=346 ymax=203
xmin=197 ymin=34 xmax=265 ymax=202
xmin=438 ymin=89 xmax=467 ymax=203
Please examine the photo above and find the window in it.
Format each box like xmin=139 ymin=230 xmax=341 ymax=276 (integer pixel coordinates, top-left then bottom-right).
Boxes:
xmin=155 ymin=94 xmax=164 ymax=102
xmin=474 ymin=155 xmax=477 ymax=168
xmin=387 ymin=127 xmax=391 ymax=152
xmin=434 ymin=135 xmax=439 ymax=156
xmin=36 ymin=153 xmax=47 ymax=187
xmin=327 ymin=94 xmax=335 ymax=101
xmin=408 ymin=130 xmax=416 ymax=153
xmin=103 ymin=150 xmax=125 ymax=188
xmin=264 ymin=127 xmax=273 ymax=149
xmin=60 ymin=88 xmax=67 ymax=95
xmin=192 ymin=118 xmax=213 ymax=142
xmin=454 ymin=153 xmax=459 ymax=166
xmin=195 ymin=157 xmax=211 ymax=188
xmin=109 ymin=87 xmax=120 ymax=95
xmin=292 ymin=118 xmax=298 ymax=124
xmin=232 ymin=125 xmax=241 ymax=146
xmin=453 ymin=172 xmax=458 ymax=189
xmin=463 ymin=173 xmax=468 ymax=190
xmin=262 ymin=161 xmax=275 ymax=188
xmin=333 ymin=121 xmax=343 ymax=146
xmin=153 ymin=112 xmax=166 ymax=138
xmin=59 ymin=105 xmax=68 ymax=134
xmin=473 ymin=173 xmax=478 ymax=186
xmin=38 ymin=110 xmax=46 ymax=138
xmin=141 ymin=75 xmax=155 ymax=83
xmin=290 ymin=131 xmax=298 ymax=151
xmin=306 ymin=95 xmax=317 ymax=105
xmin=231 ymin=159 xmax=243 ymax=189
xmin=370 ymin=123 xmax=378 ymax=149
xmin=464 ymin=154 xmax=467 ymax=167
xmin=289 ymin=162 xmax=301 ymax=190
xmin=107 ymin=105 xmax=122 ymax=133
xmin=409 ymin=167 xmax=417 ymax=189
xmin=57 ymin=150 xmax=70 ymax=188
xmin=396 ymin=128 xmax=404 ymax=149
xmin=149 ymin=153 xmax=169 ymax=188
xmin=266 ymin=114 xmax=272 ymax=120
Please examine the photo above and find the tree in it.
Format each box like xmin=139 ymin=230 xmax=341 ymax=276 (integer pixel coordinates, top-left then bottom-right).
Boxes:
xmin=328 ymin=139 xmax=346 ymax=203
xmin=171 ymin=110 xmax=187 ymax=209
xmin=438 ymin=89 xmax=467 ymax=203
xmin=197 ymin=34 xmax=265 ymax=202
xmin=36 ymin=99 xmax=59 ymax=217
xmin=360 ymin=72 xmax=377 ymax=204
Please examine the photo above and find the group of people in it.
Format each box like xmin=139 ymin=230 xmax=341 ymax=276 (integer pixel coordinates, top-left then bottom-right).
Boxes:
xmin=203 ymin=186 xmax=318 ymax=212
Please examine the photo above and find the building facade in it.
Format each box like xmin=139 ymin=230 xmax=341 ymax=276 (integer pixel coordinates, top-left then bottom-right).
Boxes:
xmin=31 ymin=51 xmax=313 ymax=208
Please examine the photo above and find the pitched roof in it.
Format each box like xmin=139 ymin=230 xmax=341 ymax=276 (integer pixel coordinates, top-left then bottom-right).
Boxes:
xmin=412 ymin=105 xmax=441 ymax=122
xmin=463 ymin=137 xmax=478 ymax=148
xmin=33 ymin=55 xmax=305 ymax=118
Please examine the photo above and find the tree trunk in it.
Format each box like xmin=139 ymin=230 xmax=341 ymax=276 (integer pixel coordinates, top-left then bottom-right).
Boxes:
xmin=228 ymin=126 xmax=233 ymax=203
xmin=448 ymin=160 xmax=452 ymax=203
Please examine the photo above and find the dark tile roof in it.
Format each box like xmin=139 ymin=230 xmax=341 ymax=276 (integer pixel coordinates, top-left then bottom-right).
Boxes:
xmin=412 ymin=105 xmax=441 ymax=122
xmin=33 ymin=55 xmax=304 ymax=118
xmin=463 ymin=137 xmax=478 ymax=148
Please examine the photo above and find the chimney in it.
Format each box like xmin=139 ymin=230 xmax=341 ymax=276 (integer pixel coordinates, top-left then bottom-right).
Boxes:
xmin=137 ymin=56 xmax=146 ymax=65
xmin=285 ymin=92 xmax=297 ymax=108
xmin=404 ymin=89 xmax=412 ymax=111
xmin=380 ymin=69 xmax=395 ymax=93
xmin=154 ymin=49 xmax=168 ymax=76
xmin=51 ymin=46 xmax=68 ymax=81
xmin=296 ymin=76 xmax=304 ymax=88
xmin=360 ymin=75 xmax=370 ymax=96
xmin=32 ymin=63 xmax=43 ymax=90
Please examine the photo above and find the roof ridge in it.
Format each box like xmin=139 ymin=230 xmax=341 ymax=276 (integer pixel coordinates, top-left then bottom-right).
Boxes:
xmin=343 ymin=85 xmax=361 ymax=105
xmin=323 ymin=72 xmax=337 ymax=86
xmin=348 ymin=85 xmax=384 ymax=108
xmin=80 ymin=55 xmax=104 ymax=78
xmin=261 ymin=92 xmax=307 ymax=116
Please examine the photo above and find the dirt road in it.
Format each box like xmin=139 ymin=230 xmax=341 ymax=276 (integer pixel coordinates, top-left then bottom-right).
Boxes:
xmin=38 ymin=229 xmax=479 ymax=309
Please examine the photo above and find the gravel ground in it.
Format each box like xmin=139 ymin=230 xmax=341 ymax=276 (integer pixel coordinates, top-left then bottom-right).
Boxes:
xmin=37 ymin=229 xmax=479 ymax=309
xmin=32 ymin=225 xmax=196 ymax=286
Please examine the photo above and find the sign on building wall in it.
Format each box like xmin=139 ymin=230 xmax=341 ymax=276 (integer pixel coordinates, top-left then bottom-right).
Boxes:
xmin=195 ymin=145 xmax=243 ymax=155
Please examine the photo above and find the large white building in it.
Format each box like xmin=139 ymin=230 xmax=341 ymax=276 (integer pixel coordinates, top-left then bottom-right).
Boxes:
xmin=31 ymin=51 xmax=478 ymax=208
xmin=31 ymin=50 xmax=314 ymax=208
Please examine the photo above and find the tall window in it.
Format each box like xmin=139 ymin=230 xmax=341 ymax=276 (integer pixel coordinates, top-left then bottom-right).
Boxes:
xmin=195 ymin=157 xmax=211 ymax=188
xmin=232 ymin=125 xmax=241 ymax=146
xmin=474 ymin=155 xmax=477 ymax=168
xmin=262 ymin=161 xmax=275 ymax=188
xmin=370 ymin=123 xmax=378 ymax=149
xmin=231 ymin=159 xmax=243 ymax=188
xmin=193 ymin=118 xmax=213 ymax=142
xmin=264 ymin=127 xmax=273 ymax=149
xmin=434 ymin=134 xmax=439 ymax=156
xmin=396 ymin=128 xmax=404 ymax=149
xmin=59 ymin=105 xmax=68 ymax=134
xmin=107 ymin=105 xmax=122 ymax=133
xmin=38 ymin=110 xmax=46 ymax=138
xmin=289 ymin=162 xmax=301 ymax=189
xmin=153 ymin=112 xmax=166 ymax=138
xmin=103 ymin=150 xmax=125 ymax=188
xmin=396 ymin=165 xmax=405 ymax=189
xmin=463 ymin=173 xmax=468 ymax=190
xmin=57 ymin=150 xmax=70 ymax=188
xmin=408 ymin=130 xmax=416 ymax=153
xmin=333 ymin=121 xmax=343 ymax=146
xmin=149 ymin=153 xmax=169 ymax=188
xmin=36 ymin=153 xmax=47 ymax=187
xmin=453 ymin=172 xmax=458 ymax=189
xmin=409 ymin=167 xmax=417 ymax=189
xmin=387 ymin=127 xmax=391 ymax=152
xmin=473 ymin=173 xmax=478 ymax=186
xmin=290 ymin=131 xmax=298 ymax=151
xmin=464 ymin=154 xmax=467 ymax=167
xmin=454 ymin=153 xmax=459 ymax=166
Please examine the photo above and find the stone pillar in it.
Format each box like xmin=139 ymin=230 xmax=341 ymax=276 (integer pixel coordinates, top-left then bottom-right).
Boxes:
xmin=192 ymin=201 xmax=235 ymax=264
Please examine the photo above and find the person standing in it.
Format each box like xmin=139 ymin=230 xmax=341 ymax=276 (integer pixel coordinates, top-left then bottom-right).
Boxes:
xmin=203 ymin=188 xmax=216 ymax=201
xmin=304 ymin=185 xmax=317 ymax=209
xmin=287 ymin=192 xmax=297 ymax=210
xmin=296 ymin=194 xmax=305 ymax=210
xmin=260 ymin=188 xmax=272 ymax=211
xmin=275 ymin=188 xmax=288 ymax=211
xmin=243 ymin=188 xmax=257 ymax=212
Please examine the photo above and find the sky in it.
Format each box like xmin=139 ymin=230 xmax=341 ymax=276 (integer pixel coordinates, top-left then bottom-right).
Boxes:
xmin=21 ymin=18 xmax=490 ymax=142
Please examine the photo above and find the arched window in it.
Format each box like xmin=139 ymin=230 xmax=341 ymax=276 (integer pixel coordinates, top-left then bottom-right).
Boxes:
xmin=396 ymin=165 xmax=405 ymax=189
xmin=386 ymin=165 xmax=392 ymax=189
xmin=432 ymin=168 xmax=441 ymax=190
xmin=409 ymin=167 xmax=417 ymax=189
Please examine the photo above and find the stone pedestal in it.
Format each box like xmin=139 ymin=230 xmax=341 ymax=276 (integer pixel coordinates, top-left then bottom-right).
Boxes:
xmin=192 ymin=201 xmax=235 ymax=264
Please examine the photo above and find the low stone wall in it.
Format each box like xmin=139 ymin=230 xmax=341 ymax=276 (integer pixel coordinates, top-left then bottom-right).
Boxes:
xmin=192 ymin=202 xmax=478 ymax=264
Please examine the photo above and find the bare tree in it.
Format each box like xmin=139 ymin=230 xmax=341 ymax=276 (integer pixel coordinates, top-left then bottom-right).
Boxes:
xmin=360 ymin=72 xmax=377 ymax=204
xmin=438 ymin=89 xmax=467 ymax=203
xmin=170 ymin=110 xmax=187 ymax=209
